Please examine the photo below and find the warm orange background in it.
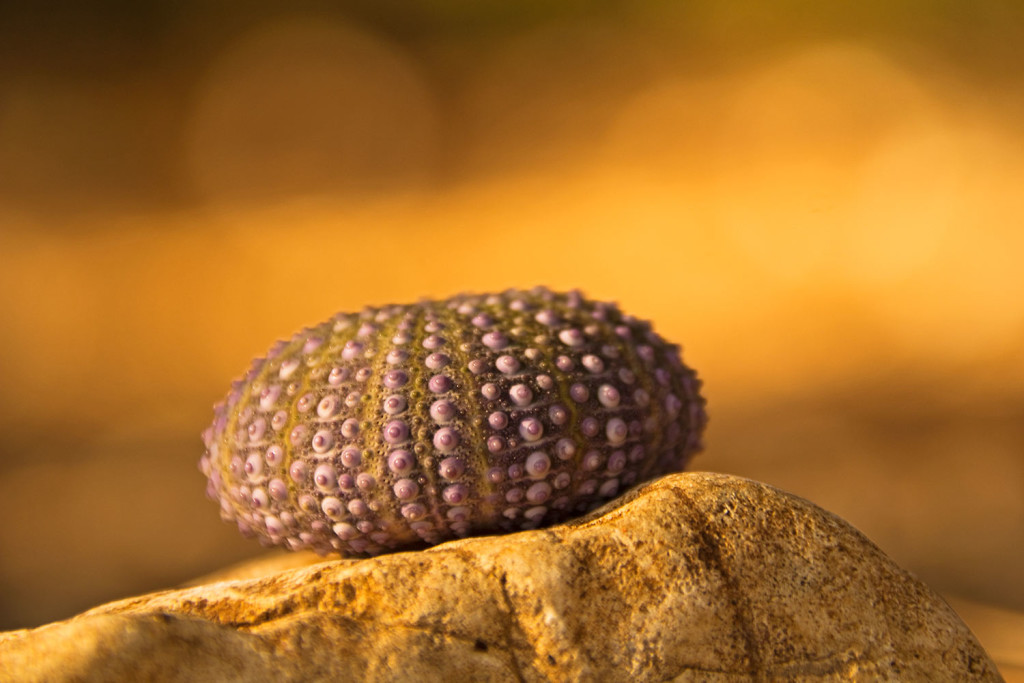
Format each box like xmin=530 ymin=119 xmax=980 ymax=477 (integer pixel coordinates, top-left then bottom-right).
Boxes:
xmin=1 ymin=3 xmax=1022 ymax=668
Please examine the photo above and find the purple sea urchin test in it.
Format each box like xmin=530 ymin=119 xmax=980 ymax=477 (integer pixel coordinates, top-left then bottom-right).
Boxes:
xmin=199 ymin=287 xmax=707 ymax=556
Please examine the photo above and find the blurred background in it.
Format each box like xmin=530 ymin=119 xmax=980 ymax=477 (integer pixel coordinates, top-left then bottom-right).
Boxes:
xmin=0 ymin=0 xmax=1022 ymax=670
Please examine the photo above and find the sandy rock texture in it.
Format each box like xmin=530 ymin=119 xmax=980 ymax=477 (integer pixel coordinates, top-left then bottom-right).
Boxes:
xmin=0 ymin=473 xmax=1001 ymax=682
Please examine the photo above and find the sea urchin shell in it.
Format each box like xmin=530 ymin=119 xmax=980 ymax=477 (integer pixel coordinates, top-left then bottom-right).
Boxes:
xmin=200 ymin=287 xmax=707 ymax=556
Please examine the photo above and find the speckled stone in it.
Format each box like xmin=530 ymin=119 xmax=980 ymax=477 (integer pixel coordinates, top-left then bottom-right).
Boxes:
xmin=0 ymin=473 xmax=1000 ymax=682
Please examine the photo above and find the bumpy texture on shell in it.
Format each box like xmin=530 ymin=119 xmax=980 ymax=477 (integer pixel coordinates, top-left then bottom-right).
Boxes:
xmin=200 ymin=287 xmax=707 ymax=556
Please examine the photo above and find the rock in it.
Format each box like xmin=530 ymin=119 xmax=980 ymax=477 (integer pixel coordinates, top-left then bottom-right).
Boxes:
xmin=0 ymin=473 xmax=1001 ymax=681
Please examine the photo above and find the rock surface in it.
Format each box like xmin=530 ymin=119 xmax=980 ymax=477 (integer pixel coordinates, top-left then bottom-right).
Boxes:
xmin=0 ymin=473 xmax=1001 ymax=682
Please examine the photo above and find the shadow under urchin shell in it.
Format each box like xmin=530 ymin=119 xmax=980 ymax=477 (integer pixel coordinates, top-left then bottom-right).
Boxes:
xmin=199 ymin=287 xmax=707 ymax=556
